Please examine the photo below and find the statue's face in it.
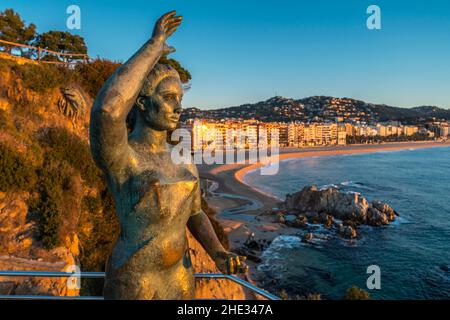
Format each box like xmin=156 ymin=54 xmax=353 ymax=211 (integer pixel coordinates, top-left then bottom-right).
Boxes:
xmin=139 ymin=76 xmax=183 ymax=131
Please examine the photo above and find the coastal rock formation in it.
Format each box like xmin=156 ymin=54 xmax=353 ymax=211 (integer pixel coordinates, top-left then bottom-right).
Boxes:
xmin=285 ymin=215 xmax=308 ymax=228
xmin=283 ymin=185 xmax=397 ymax=227
xmin=302 ymin=233 xmax=314 ymax=243
xmin=338 ymin=225 xmax=357 ymax=239
xmin=369 ymin=200 xmax=396 ymax=225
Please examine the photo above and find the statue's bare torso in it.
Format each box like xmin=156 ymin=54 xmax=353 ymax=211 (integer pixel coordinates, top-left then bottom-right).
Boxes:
xmin=103 ymin=144 xmax=200 ymax=299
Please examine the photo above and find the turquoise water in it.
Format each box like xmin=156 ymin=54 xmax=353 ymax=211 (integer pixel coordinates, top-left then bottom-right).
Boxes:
xmin=245 ymin=146 xmax=450 ymax=299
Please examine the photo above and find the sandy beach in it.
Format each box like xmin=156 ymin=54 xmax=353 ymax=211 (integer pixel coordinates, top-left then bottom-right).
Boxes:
xmin=200 ymin=140 xmax=450 ymax=207
xmin=234 ymin=140 xmax=450 ymax=188
xmin=197 ymin=140 xmax=450 ymax=282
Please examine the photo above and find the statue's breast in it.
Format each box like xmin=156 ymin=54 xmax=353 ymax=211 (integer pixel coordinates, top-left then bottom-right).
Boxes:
xmin=108 ymin=163 xmax=198 ymax=270
xmin=129 ymin=164 xmax=198 ymax=225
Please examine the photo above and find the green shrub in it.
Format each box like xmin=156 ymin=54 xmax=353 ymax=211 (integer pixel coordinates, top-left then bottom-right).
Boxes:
xmin=0 ymin=143 xmax=37 ymax=192
xmin=344 ymin=286 xmax=371 ymax=300
xmin=37 ymin=127 xmax=103 ymax=187
xmin=82 ymin=195 xmax=102 ymax=214
xmin=0 ymin=109 xmax=12 ymax=130
xmin=29 ymin=154 xmax=74 ymax=249
xmin=12 ymin=63 xmax=77 ymax=93
xmin=74 ymin=57 xmax=191 ymax=98
xmin=159 ymin=56 xmax=191 ymax=84
xmin=75 ymin=58 xmax=121 ymax=97
xmin=0 ymin=57 xmax=15 ymax=72
xmin=79 ymin=190 xmax=119 ymax=272
xmin=35 ymin=196 xmax=60 ymax=248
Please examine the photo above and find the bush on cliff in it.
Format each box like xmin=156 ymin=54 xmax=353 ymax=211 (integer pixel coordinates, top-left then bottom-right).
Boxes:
xmin=80 ymin=190 xmax=119 ymax=271
xmin=29 ymin=127 xmax=118 ymax=252
xmin=37 ymin=127 xmax=103 ymax=187
xmin=12 ymin=63 xmax=75 ymax=93
xmin=28 ymin=154 xmax=74 ymax=249
xmin=0 ymin=57 xmax=15 ymax=72
xmin=74 ymin=56 xmax=190 ymax=98
xmin=75 ymin=58 xmax=121 ymax=97
xmin=0 ymin=142 xmax=37 ymax=192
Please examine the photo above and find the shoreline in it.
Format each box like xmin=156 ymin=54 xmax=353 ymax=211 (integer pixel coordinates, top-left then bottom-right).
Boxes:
xmin=200 ymin=140 xmax=450 ymax=223
xmin=233 ymin=140 xmax=450 ymax=193
xmin=198 ymin=140 xmax=450 ymax=297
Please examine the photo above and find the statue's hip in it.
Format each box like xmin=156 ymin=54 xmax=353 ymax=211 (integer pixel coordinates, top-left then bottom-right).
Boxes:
xmin=103 ymin=245 xmax=195 ymax=300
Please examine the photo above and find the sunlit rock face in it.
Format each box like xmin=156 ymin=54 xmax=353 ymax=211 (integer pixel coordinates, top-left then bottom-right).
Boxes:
xmin=0 ymin=192 xmax=80 ymax=296
xmin=284 ymin=185 xmax=397 ymax=226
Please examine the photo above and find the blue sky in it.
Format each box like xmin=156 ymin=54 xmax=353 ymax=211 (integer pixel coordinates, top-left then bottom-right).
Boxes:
xmin=1 ymin=0 xmax=450 ymax=109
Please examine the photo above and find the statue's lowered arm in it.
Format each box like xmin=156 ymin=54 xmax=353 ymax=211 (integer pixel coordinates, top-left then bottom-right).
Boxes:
xmin=89 ymin=11 xmax=182 ymax=172
xmin=187 ymin=168 xmax=248 ymax=275
xmin=188 ymin=212 xmax=248 ymax=274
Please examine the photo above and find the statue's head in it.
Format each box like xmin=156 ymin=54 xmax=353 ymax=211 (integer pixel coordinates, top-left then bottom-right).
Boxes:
xmin=134 ymin=63 xmax=183 ymax=131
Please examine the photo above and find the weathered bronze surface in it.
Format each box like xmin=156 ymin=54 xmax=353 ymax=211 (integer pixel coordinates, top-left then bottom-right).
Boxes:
xmin=89 ymin=11 xmax=246 ymax=300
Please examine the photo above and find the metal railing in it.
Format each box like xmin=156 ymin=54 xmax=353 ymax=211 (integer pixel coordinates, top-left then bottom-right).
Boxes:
xmin=0 ymin=270 xmax=280 ymax=300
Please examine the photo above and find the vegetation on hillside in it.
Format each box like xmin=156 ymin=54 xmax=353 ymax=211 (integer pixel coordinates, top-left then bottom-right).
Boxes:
xmin=0 ymin=8 xmax=191 ymax=87
xmin=0 ymin=143 xmax=37 ymax=192
xmin=74 ymin=59 xmax=121 ymax=97
xmin=12 ymin=62 xmax=75 ymax=93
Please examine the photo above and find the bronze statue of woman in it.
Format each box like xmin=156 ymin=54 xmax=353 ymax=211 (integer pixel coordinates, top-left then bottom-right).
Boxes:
xmin=89 ymin=11 xmax=247 ymax=300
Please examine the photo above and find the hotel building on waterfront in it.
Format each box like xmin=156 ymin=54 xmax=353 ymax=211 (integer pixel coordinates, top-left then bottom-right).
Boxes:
xmin=179 ymin=118 xmax=440 ymax=152
xmin=183 ymin=119 xmax=349 ymax=151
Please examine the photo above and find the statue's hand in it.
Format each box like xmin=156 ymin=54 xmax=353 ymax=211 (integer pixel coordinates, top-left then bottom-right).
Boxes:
xmin=214 ymin=251 xmax=249 ymax=275
xmin=152 ymin=10 xmax=182 ymax=43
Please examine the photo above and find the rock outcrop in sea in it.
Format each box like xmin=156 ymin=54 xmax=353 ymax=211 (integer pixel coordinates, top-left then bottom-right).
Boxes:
xmin=274 ymin=185 xmax=398 ymax=239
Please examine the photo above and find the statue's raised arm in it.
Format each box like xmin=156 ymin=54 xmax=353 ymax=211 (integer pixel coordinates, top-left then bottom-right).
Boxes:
xmin=89 ymin=11 xmax=247 ymax=300
xmin=89 ymin=11 xmax=182 ymax=174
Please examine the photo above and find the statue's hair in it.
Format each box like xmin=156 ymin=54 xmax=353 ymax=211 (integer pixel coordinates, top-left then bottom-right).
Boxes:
xmin=139 ymin=63 xmax=180 ymax=97
xmin=126 ymin=63 xmax=180 ymax=132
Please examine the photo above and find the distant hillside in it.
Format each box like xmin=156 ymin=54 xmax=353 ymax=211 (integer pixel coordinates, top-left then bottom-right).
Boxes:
xmin=182 ymin=96 xmax=450 ymax=123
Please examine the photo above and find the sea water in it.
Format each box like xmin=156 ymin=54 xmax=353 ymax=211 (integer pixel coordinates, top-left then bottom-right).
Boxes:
xmin=245 ymin=146 xmax=450 ymax=299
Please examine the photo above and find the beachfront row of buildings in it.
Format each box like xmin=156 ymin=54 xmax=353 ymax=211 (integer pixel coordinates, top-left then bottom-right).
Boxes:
xmin=179 ymin=119 xmax=446 ymax=151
